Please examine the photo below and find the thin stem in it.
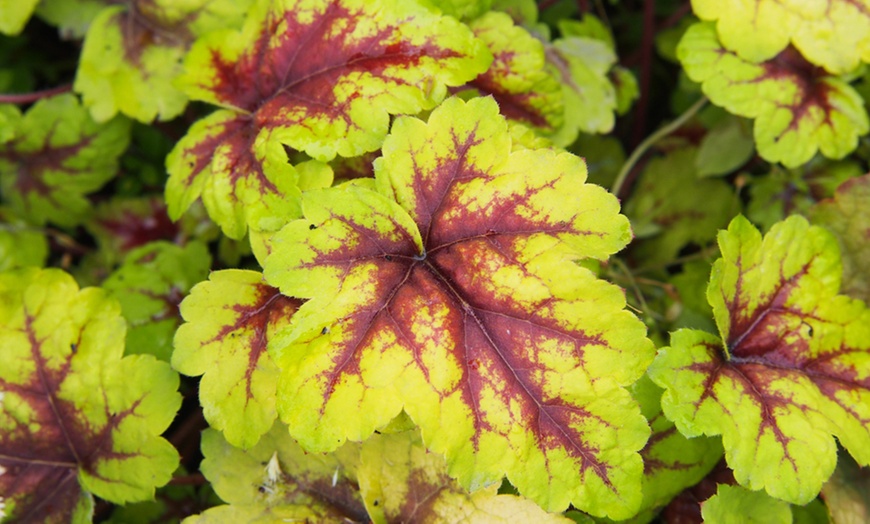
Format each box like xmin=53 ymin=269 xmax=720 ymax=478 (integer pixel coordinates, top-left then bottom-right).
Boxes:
xmin=612 ymin=95 xmax=708 ymax=197
xmin=0 ymin=84 xmax=73 ymax=104
xmin=629 ymin=0 xmax=657 ymax=148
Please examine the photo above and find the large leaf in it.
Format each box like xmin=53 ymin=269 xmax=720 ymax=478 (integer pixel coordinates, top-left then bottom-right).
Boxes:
xmin=0 ymin=268 xmax=180 ymax=521
xmin=649 ymin=215 xmax=870 ymax=504
xmin=74 ymin=0 xmax=251 ymax=122
xmin=0 ymin=94 xmax=130 ymax=227
xmin=811 ymin=174 xmax=870 ymax=303
xmin=678 ymin=22 xmax=869 ymax=168
xmin=166 ymin=0 xmax=490 ymax=239
xmin=691 ymin=0 xmax=870 ymax=74
xmin=263 ymin=96 xmax=654 ymax=518
xmin=173 ymin=270 xmax=301 ymax=449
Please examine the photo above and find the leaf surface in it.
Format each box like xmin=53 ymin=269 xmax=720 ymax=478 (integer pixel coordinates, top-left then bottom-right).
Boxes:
xmin=0 ymin=207 xmax=47 ymax=272
xmin=167 ymin=0 xmax=490 ymax=238
xmin=691 ymin=0 xmax=870 ymax=74
xmin=0 ymin=0 xmax=38 ymax=35
xmin=821 ymin=453 xmax=870 ymax=524
xmin=0 ymin=268 xmax=180 ymax=521
xmin=678 ymin=22 xmax=869 ymax=168
xmin=173 ymin=270 xmax=302 ymax=449
xmin=264 ymin=96 xmax=654 ymax=517
xmin=649 ymin=215 xmax=870 ymax=504
xmin=0 ymin=94 xmax=130 ymax=227
xmin=701 ymin=484 xmax=792 ymax=524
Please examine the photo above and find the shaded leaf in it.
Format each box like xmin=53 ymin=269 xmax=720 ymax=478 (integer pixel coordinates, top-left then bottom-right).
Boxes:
xmin=701 ymin=484 xmax=792 ymax=524
xmin=696 ymin=115 xmax=755 ymax=178
xmin=264 ymin=96 xmax=654 ymax=518
xmin=811 ymin=174 xmax=870 ymax=303
xmin=173 ymin=270 xmax=301 ymax=449
xmin=821 ymin=452 xmax=870 ymax=524
xmin=0 ymin=268 xmax=180 ymax=521
xmin=36 ymin=0 xmax=107 ymax=39
xmin=103 ymin=241 xmax=211 ymax=361
xmin=0 ymin=207 xmax=47 ymax=272
xmin=166 ymin=0 xmax=490 ymax=238
xmin=359 ymin=430 xmax=570 ymax=523
xmin=0 ymin=94 xmax=130 ymax=227
xmin=649 ymin=215 xmax=870 ymax=504
xmin=691 ymin=0 xmax=870 ymax=74
xmin=678 ymin=22 xmax=869 ymax=168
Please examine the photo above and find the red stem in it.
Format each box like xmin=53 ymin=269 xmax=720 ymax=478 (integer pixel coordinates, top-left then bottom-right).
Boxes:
xmin=577 ymin=0 xmax=590 ymax=13
xmin=0 ymin=84 xmax=73 ymax=104
xmin=168 ymin=473 xmax=207 ymax=486
xmin=659 ymin=1 xmax=692 ymax=30
xmin=630 ymin=0 xmax=656 ymax=148
xmin=538 ymin=0 xmax=560 ymax=10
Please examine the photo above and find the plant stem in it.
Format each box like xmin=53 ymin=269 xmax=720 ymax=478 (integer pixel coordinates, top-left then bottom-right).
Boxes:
xmin=629 ymin=0 xmax=657 ymax=148
xmin=611 ymin=95 xmax=708 ymax=197
xmin=0 ymin=84 xmax=73 ymax=104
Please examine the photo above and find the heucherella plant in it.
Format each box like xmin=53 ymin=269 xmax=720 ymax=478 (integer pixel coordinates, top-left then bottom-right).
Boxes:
xmin=4 ymin=0 xmax=870 ymax=521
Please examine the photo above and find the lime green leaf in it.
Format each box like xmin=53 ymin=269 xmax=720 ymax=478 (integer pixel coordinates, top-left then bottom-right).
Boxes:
xmin=264 ymin=96 xmax=654 ymax=518
xmin=701 ymin=485 xmax=792 ymax=524
xmin=691 ymin=0 xmax=870 ymax=74
xmin=696 ymin=115 xmax=755 ymax=177
xmin=811 ymin=174 xmax=870 ymax=303
xmin=173 ymin=270 xmax=301 ymax=449
xmin=649 ymin=215 xmax=870 ymax=504
xmin=463 ymin=11 xmax=564 ymax=136
xmin=0 ymin=268 xmax=181 ymax=521
xmin=678 ymin=22 xmax=869 ymax=168
xmin=35 ymin=0 xmax=106 ymax=38
xmin=103 ymin=241 xmax=211 ymax=361
xmin=558 ymin=15 xmax=615 ymax=50
xmin=75 ymin=1 xmax=251 ymax=122
xmin=792 ymin=499 xmax=831 ymax=524
xmin=625 ymin=147 xmax=736 ymax=265
xmin=359 ymin=430 xmax=570 ymax=523
xmin=166 ymin=0 xmax=489 ymax=239
xmin=0 ymin=207 xmax=47 ymax=272
xmin=0 ymin=94 xmax=130 ymax=227
xmin=822 ymin=453 xmax=870 ymax=524
xmin=187 ymin=422 xmax=365 ymax=523
xmin=610 ymin=65 xmax=639 ymax=116
xmin=0 ymin=0 xmax=37 ymax=35
xmin=427 ymin=0 xmax=494 ymax=20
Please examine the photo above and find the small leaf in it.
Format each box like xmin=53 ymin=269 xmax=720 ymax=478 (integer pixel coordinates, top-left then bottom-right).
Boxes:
xmin=696 ymin=115 xmax=755 ymax=177
xmin=821 ymin=453 xmax=870 ymax=524
xmin=358 ymin=430 xmax=571 ymax=523
xmin=0 ymin=0 xmax=38 ymax=35
xmin=35 ymin=0 xmax=106 ymax=39
xmin=265 ymin=96 xmax=654 ymax=518
xmin=103 ymin=240 xmax=211 ymax=361
xmin=0 ymin=94 xmax=130 ymax=227
xmin=0 ymin=207 xmax=47 ymax=272
xmin=811 ymin=174 xmax=870 ymax=303
xmin=649 ymin=215 xmax=870 ymax=504
xmin=701 ymin=485 xmax=792 ymax=524
xmin=172 ymin=270 xmax=301 ymax=449
xmin=0 ymin=268 xmax=181 ymax=521
xmin=678 ymin=22 xmax=869 ymax=168
xmin=691 ymin=0 xmax=870 ymax=74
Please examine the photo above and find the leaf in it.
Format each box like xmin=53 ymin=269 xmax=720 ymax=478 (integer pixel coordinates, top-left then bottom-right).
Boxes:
xmin=172 ymin=270 xmax=301 ymax=449
xmin=264 ymin=96 xmax=654 ymax=518
xmin=166 ymin=0 xmax=490 ymax=238
xmin=701 ymin=485 xmax=792 ymax=524
xmin=696 ymin=115 xmax=755 ymax=177
xmin=821 ymin=453 xmax=870 ymax=524
xmin=0 ymin=94 xmax=130 ymax=227
xmin=0 ymin=0 xmax=38 ymax=35
xmin=811 ymin=174 xmax=870 ymax=303
xmin=103 ymin=240 xmax=211 ymax=361
xmin=35 ymin=0 xmax=107 ymax=39
xmin=187 ymin=422 xmax=366 ymax=523
xmin=0 ymin=207 xmax=47 ymax=272
xmin=678 ymin=22 xmax=869 ymax=168
xmin=691 ymin=0 xmax=870 ymax=74
xmin=649 ymin=215 xmax=870 ymax=504
xmin=429 ymin=0 xmax=494 ymax=20
xmin=358 ymin=430 xmax=571 ymax=523
xmin=74 ymin=1 xmax=251 ymax=122
xmin=0 ymin=268 xmax=181 ymax=522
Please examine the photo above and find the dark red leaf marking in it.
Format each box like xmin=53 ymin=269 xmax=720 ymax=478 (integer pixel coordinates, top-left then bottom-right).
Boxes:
xmin=95 ymin=198 xmax=180 ymax=252
xmin=116 ymin=2 xmax=196 ymax=64
xmin=757 ymin=47 xmax=835 ymax=135
xmin=661 ymin=459 xmax=736 ymax=524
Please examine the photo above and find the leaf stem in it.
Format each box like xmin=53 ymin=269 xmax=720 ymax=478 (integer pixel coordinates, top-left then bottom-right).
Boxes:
xmin=0 ymin=83 xmax=73 ymax=104
xmin=612 ymin=95 xmax=708 ymax=197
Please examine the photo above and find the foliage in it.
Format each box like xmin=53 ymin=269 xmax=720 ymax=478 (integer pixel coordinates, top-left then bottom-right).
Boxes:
xmin=2 ymin=0 xmax=870 ymax=522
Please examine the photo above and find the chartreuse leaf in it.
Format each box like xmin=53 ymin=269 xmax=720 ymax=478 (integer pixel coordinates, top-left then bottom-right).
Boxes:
xmin=649 ymin=215 xmax=870 ymax=505
xmin=696 ymin=115 xmax=755 ymax=178
xmin=0 ymin=207 xmax=47 ymax=272
xmin=36 ymin=0 xmax=107 ymax=38
xmin=186 ymin=422 xmax=366 ymax=523
xmin=427 ymin=0 xmax=494 ymax=20
xmin=678 ymin=22 xmax=869 ymax=168
xmin=173 ymin=270 xmax=302 ymax=449
xmin=701 ymin=485 xmax=792 ymax=524
xmin=691 ymin=0 xmax=870 ymax=74
xmin=103 ymin=241 xmax=211 ymax=361
xmin=0 ymin=94 xmax=130 ymax=227
xmin=0 ymin=268 xmax=180 ymax=521
xmin=264 ymin=96 xmax=654 ymax=518
xmin=822 ymin=453 xmax=870 ymax=524
xmin=167 ymin=0 xmax=490 ymax=239
xmin=811 ymin=174 xmax=870 ymax=303
xmin=358 ymin=430 xmax=570 ymax=523
xmin=0 ymin=0 xmax=37 ymax=35
xmin=75 ymin=0 xmax=251 ymax=122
